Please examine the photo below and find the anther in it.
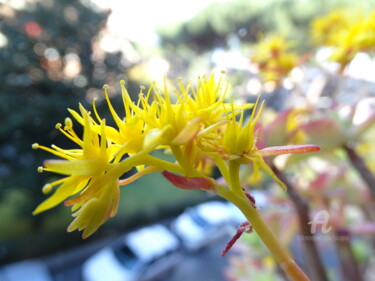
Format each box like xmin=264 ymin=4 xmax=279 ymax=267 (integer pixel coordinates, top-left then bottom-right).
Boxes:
xmin=32 ymin=143 xmax=39 ymax=150
xmin=55 ymin=123 xmax=62 ymax=129
xmin=103 ymin=84 xmax=109 ymax=89
xmin=120 ymin=80 xmax=126 ymax=85
xmin=65 ymin=118 xmax=73 ymax=129
xmin=42 ymin=184 xmax=53 ymax=194
xmin=37 ymin=166 xmax=44 ymax=173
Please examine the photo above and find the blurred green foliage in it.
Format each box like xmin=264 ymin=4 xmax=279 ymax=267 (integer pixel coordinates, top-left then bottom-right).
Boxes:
xmin=157 ymin=0 xmax=375 ymax=53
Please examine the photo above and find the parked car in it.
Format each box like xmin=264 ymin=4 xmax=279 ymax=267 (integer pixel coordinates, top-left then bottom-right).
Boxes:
xmin=0 ymin=259 xmax=52 ymax=281
xmin=82 ymin=224 xmax=181 ymax=281
xmin=171 ymin=200 xmax=235 ymax=251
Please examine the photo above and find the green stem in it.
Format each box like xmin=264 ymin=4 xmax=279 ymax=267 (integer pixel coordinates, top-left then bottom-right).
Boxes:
xmin=170 ymin=145 xmax=186 ymax=170
xmin=143 ymin=155 xmax=204 ymax=177
xmin=271 ymin=163 xmax=329 ymax=281
xmin=214 ymin=156 xmax=231 ymax=184
xmin=228 ymin=161 xmax=244 ymax=195
xmin=215 ymin=163 xmax=310 ymax=281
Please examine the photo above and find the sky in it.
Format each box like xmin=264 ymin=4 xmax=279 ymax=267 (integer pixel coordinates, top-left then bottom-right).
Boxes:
xmin=90 ymin=0 xmax=232 ymax=45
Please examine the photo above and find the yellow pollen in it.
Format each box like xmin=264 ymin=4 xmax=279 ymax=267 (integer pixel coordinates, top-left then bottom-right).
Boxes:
xmin=120 ymin=80 xmax=126 ymax=85
xmin=32 ymin=143 xmax=39 ymax=150
xmin=37 ymin=166 xmax=44 ymax=173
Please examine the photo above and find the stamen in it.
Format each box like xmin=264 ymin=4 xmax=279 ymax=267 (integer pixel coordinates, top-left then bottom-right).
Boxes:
xmin=55 ymin=123 xmax=62 ymax=129
xmin=56 ymin=123 xmax=82 ymax=146
xmin=37 ymin=144 xmax=75 ymax=160
xmin=92 ymin=98 xmax=102 ymax=123
xmin=37 ymin=166 xmax=44 ymax=173
xmin=103 ymin=83 xmax=123 ymax=128
xmin=32 ymin=143 xmax=39 ymax=150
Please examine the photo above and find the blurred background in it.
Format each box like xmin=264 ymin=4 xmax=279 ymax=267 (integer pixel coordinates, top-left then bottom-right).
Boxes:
xmin=1 ymin=0 xmax=375 ymax=280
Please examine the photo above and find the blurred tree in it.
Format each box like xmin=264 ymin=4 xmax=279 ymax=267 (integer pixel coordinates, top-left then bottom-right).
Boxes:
xmin=0 ymin=0 xmax=133 ymax=262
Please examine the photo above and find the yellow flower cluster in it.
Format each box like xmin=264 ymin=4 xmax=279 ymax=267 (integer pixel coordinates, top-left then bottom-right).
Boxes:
xmin=250 ymin=35 xmax=298 ymax=84
xmin=33 ymin=74 xmax=287 ymax=238
xmin=311 ymin=9 xmax=375 ymax=70
xmin=310 ymin=9 xmax=353 ymax=46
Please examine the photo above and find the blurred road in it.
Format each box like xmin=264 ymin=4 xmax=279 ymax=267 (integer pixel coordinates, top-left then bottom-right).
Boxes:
xmin=46 ymin=229 xmax=231 ymax=281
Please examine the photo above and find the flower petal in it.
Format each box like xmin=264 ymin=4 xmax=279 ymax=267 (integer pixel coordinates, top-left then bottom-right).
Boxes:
xmin=33 ymin=175 xmax=89 ymax=214
xmin=44 ymin=159 xmax=107 ymax=176
xmin=67 ymin=180 xmax=119 ymax=238
xmin=171 ymin=117 xmax=202 ymax=145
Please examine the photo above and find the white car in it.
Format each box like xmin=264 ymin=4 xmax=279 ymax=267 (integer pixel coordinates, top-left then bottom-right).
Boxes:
xmin=171 ymin=201 xmax=235 ymax=251
xmin=82 ymin=224 xmax=181 ymax=281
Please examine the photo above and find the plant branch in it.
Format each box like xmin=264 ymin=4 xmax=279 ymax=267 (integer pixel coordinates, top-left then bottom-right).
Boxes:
xmin=334 ymin=228 xmax=363 ymax=281
xmin=343 ymin=143 xmax=375 ymax=199
xmin=270 ymin=163 xmax=329 ymax=281
xmin=215 ymin=165 xmax=311 ymax=281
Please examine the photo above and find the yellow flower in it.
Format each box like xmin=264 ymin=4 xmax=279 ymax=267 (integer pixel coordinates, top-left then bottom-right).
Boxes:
xmin=34 ymin=75 xmax=239 ymax=236
xmin=33 ymin=105 xmax=120 ymax=238
xmin=311 ymin=9 xmax=352 ymax=46
xmin=131 ymin=74 xmax=251 ymax=174
xmin=250 ymin=35 xmax=298 ymax=84
xmin=66 ymin=177 xmax=120 ymax=238
xmin=34 ymin=73 xmax=320 ymax=239
xmin=69 ymin=83 xmax=146 ymax=164
xmin=330 ymin=12 xmax=375 ymax=68
xmin=198 ymin=98 xmax=286 ymax=189
xmin=311 ymin=9 xmax=375 ymax=70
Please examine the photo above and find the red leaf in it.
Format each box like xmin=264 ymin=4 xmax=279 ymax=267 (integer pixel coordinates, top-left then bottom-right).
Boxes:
xmin=162 ymin=171 xmax=215 ymax=191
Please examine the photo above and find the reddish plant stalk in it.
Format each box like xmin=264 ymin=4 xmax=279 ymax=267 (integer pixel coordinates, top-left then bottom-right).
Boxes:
xmin=343 ymin=144 xmax=375 ymax=199
xmin=334 ymin=228 xmax=363 ymax=281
